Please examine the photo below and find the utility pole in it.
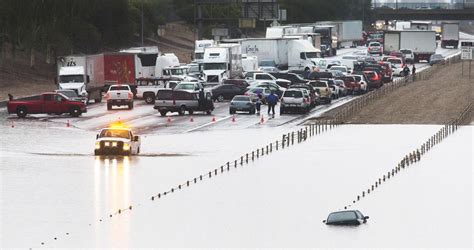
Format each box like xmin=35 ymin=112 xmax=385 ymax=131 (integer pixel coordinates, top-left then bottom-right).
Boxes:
xmin=196 ymin=0 xmax=203 ymax=40
xmin=362 ymin=0 xmax=365 ymax=24
xmin=141 ymin=0 xmax=144 ymax=46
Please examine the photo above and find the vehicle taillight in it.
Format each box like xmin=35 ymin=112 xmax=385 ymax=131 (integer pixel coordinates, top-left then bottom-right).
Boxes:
xmin=105 ymin=93 xmax=110 ymax=100
xmin=304 ymin=98 xmax=309 ymax=103
xmin=128 ymin=92 xmax=133 ymax=99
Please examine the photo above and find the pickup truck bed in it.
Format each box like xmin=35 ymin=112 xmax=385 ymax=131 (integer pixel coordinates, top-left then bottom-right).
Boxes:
xmin=7 ymin=92 xmax=87 ymax=118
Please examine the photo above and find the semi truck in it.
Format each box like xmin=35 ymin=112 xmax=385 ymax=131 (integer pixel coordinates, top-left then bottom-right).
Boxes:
xmin=225 ymin=37 xmax=321 ymax=72
xmin=383 ymin=30 xmax=436 ymax=62
xmin=57 ymin=52 xmax=144 ymax=102
xmin=202 ymin=43 xmax=243 ymax=84
xmin=315 ymin=20 xmax=363 ymax=48
xmin=441 ymin=22 xmax=459 ymax=49
xmin=155 ymin=53 xmax=180 ymax=78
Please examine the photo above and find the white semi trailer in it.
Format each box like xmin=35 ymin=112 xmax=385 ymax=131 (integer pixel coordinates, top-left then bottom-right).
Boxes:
xmin=120 ymin=46 xmax=160 ymax=79
xmin=441 ymin=22 xmax=460 ymax=49
xmin=223 ymin=37 xmax=321 ymax=72
xmin=383 ymin=30 xmax=436 ymax=62
xmin=315 ymin=20 xmax=363 ymax=48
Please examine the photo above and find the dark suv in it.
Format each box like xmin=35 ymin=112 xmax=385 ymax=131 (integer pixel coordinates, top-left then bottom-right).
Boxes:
xmin=211 ymin=84 xmax=246 ymax=102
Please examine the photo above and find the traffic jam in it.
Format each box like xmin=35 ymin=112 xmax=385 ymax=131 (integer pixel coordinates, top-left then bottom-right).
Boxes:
xmin=5 ymin=20 xmax=461 ymax=158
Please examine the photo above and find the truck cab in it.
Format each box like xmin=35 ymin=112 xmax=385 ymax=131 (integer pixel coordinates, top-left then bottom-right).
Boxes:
xmin=58 ymin=66 xmax=89 ymax=103
xmin=194 ymin=40 xmax=214 ymax=63
xmin=202 ymin=44 xmax=242 ymax=85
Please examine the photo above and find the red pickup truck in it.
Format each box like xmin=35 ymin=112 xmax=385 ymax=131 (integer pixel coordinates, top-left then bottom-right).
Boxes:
xmin=7 ymin=92 xmax=87 ymax=118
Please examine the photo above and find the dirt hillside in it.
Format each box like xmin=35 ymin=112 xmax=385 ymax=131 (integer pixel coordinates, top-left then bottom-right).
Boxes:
xmin=323 ymin=62 xmax=473 ymax=124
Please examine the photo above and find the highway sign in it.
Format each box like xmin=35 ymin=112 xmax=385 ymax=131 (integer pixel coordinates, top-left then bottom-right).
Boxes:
xmin=461 ymin=47 xmax=472 ymax=60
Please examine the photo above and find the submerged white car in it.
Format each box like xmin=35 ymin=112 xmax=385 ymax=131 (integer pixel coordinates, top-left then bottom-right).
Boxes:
xmin=94 ymin=125 xmax=141 ymax=156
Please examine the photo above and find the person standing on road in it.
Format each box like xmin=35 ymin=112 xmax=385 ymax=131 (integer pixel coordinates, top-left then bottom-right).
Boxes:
xmin=267 ymin=91 xmax=278 ymax=117
xmin=403 ymin=65 xmax=410 ymax=77
xmin=255 ymin=94 xmax=262 ymax=115
xmin=198 ymin=88 xmax=205 ymax=109
xmin=412 ymin=64 xmax=416 ymax=80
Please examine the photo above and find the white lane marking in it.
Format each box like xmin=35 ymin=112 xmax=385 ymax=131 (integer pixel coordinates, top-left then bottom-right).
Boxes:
xmin=185 ymin=115 xmax=233 ymax=133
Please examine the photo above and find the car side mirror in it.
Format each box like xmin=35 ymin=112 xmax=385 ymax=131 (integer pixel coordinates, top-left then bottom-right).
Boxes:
xmin=134 ymin=135 xmax=139 ymax=141
xmin=364 ymin=216 xmax=369 ymax=220
xmin=96 ymin=134 xmax=99 ymax=139
xmin=322 ymin=220 xmax=326 ymax=223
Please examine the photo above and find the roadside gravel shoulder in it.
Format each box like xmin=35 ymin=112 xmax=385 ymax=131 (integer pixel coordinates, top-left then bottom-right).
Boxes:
xmin=322 ymin=62 xmax=473 ymax=124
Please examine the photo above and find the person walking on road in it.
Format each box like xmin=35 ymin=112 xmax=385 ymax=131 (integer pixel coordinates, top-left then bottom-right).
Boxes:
xmin=267 ymin=91 xmax=278 ymax=118
xmin=412 ymin=64 xmax=416 ymax=80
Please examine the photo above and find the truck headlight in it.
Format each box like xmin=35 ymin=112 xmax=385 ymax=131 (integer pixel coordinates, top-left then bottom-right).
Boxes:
xmin=112 ymin=142 xmax=118 ymax=147
xmin=104 ymin=142 xmax=110 ymax=147
xmin=123 ymin=143 xmax=130 ymax=151
xmin=95 ymin=142 xmax=101 ymax=149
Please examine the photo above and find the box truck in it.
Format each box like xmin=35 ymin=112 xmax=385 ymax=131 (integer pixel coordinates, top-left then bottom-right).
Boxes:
xmin=383 ymin=30 xmax=436 ymax=62
xmin=202 ymin=43 xmax=243 ymax=84
xmin=441 ymin=22 xmax=459 ymax=49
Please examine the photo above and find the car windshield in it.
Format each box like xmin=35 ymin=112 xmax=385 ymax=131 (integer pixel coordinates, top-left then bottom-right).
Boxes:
xmin=343 ymin=55 xmax=358 ymax=60
xmin=57 ymin=91 xmax=77 ymax=98
xmin=327 ymin=211 xmax=357 ymax=223
xmin=305 ymin=52 xmax=319 ymax=58
xmin=175 ymin=84 xmax=195 ymax=90
xmin=169 ymin=68 xmax=187 ymax=75
xmin=232 ymin=96 xmax=250 ymax=102
xmin=259 ymin=60 xmax=275 ymax=67
xmin=99 ymin=129 xmax=130 ymax=139
xmin=315 ymin=82 xmax=327 ymax=87
xmin=369 ymin=42 xmax=380 ymax=47
xmin=250 ymin=88 xmax=264 ymax=93
xmin=400 ymin=49 xmax=412 ymax=54
xmin=353 ymin=76 xmax=361 ymax=81
xmin=284 ymin=91 xmax=303 ymax=98
xmin=203 ymin=63 xmax=226 ymax=70
xmin=110 ymin=86 xmax=129 ymax=91
xmin=331 ymin=66 xmax=347 ymax=72
xmin=59 ymin=75 xmax=84 ymax=83
xmin=388 ymin=58 xmax=402 ymax=64
xmin=188 ymin=65 xmax=200 ymax=73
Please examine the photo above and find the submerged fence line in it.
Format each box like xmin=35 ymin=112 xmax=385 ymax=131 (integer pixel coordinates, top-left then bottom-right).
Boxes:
xmin=342 ymin=102 xmax=472 ymax=210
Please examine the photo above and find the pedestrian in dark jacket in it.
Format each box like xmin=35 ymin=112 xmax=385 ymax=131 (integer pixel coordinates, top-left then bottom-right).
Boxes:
xmin=403 ymin=65 xmax=410 ymax=77
xmin=255 ymin=94 xmax=262 ymax=115
xmin=198 ymin=88 xmax=205 ymax=108
xmin=267 ymin=92 xmax=278 ymax=117
xmin=412 ymin=64 xmax=416 ymax=80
